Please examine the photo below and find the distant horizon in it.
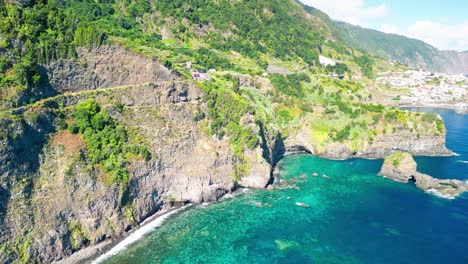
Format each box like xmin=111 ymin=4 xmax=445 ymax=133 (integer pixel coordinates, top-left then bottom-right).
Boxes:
xmin=300 ymin=0 xmax=468 ymax=52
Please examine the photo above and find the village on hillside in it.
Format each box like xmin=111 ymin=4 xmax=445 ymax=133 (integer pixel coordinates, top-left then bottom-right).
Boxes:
xmin=376 ymin=69 xmax=468 ymax=110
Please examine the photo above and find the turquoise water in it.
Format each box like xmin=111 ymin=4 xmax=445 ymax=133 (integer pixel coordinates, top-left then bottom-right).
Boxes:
xmin=104 ymin=109 xmax=468 ymax=264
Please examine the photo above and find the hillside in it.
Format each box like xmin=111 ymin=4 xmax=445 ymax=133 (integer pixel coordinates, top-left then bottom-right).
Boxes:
xmin=334 ymin=21 xmax=468 ymax=74
xmin=0 ymin=0 xmax=453 ymax=263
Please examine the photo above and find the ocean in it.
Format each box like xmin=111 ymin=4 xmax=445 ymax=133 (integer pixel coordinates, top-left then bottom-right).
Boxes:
xmin=101 ymin=109 xmax=468 ymax=264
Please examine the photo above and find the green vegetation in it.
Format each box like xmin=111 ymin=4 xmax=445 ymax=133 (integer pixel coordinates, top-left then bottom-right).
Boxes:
xmin=5 ymin=235 xmax=33 ymax=264
xmin=354 ymin=55 xmax=375 ymax=78
xmin=326 ymin=63 xmax=349 ymax=75
xmin=67 ymin=222 xmax=90 ymax=250
xmin=0 ymin=0 xmax=361 ymax=109
xmin=69 ymin=99 xmax=150 ymax=185
xmin=384 ymin=152 xmax=408 ymax=167
xmin=200 ymin=78 xmax=261 ymax=181
xmin=270 ymin=73 xmax=311 ymax=98
xmin=334 ymin=21 xmax=450 ymax=73
xmin=0 ymin=1 xmax=452 ymax=263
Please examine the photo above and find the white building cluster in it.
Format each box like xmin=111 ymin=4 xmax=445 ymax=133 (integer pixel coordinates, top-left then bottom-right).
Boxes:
xmin=376 ymin=69 xmax=468 ymax=104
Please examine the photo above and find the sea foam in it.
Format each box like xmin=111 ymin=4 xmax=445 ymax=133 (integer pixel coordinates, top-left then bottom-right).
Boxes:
xmin=93 ymin=205 xmax=192 ymax=263
xmin=426 ymin=189 xmax=455 ymax=200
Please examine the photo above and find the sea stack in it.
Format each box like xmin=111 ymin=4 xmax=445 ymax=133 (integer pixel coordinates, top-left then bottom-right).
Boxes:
xmin=378 ymin=152 xmax=468 ymax=199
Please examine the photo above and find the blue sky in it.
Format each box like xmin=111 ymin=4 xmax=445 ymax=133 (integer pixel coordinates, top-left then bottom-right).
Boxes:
xmin=300 ymin=0 xmax=468 ymax=51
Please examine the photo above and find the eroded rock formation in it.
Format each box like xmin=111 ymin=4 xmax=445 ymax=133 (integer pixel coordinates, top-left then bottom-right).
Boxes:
xmin=378 ymin=152 xmax=468 ymax=198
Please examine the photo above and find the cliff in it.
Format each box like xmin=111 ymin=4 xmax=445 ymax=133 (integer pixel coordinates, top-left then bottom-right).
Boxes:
xmin=0 ymin=1 xmax=462 ymax=262
xmin=46 ymin=46 xmax=177 ymax=93
xmin=378 ymin=152 xmax=468 ymax=198
xmin=284 ymin=116 xmax=453 ymax=160
xmin=0 ymin=81 xmax=276 ymax=263
xmin=0 ymin=45 xmax=278 ymax=263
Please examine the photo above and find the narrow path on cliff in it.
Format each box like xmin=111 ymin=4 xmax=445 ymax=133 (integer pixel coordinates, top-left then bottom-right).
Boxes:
xmin=2 ymin=80 xmax=193 ymax=115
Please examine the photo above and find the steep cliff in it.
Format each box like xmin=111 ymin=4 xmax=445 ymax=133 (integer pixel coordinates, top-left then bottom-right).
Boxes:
xmin=0 ymin=0 xmax=460 ymax=261
xmin=46 ymin=46 xmax=177 ymax=93
xmin=284 ymin=113 xmax=452 ymax=160
xmin=0 ymin=81 xmax=277 ymax=263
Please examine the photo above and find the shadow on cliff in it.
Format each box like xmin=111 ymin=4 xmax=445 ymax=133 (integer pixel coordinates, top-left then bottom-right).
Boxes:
xmin=16 ymin=65 xmax=58 ymax=107
xmin=0 ymin=186 xmax=10 ymax=226
xmin=258 ymin=121 xmax=285 ymax=166
xmin=2 ymin=110 xmax=56 ymax=186
xmin=258 ymin=121 xmax=286 ymax=186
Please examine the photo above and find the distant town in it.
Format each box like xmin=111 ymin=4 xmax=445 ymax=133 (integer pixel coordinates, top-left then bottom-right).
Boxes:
xmin=376 ymin=69 xmax=468 ymax=112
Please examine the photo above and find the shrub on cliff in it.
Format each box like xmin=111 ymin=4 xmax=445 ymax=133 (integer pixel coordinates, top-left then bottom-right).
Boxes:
xmin=70 ymin=99 xmax=150 ymax=185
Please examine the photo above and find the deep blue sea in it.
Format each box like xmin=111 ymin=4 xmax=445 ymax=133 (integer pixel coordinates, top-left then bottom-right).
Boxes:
xmin=102 ymin=109 xmax=468 ymax=264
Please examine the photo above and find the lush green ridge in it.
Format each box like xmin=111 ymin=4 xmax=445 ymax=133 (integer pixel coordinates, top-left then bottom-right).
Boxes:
xmin=334 ymin=21 xmax=468 ymax=74
xmin=1 ymin=0 xmax=384 ymax=105
xmin=335 ymin=22 xmax=438 ymax=66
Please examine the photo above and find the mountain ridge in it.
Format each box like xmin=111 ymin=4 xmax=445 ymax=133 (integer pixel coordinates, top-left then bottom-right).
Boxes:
xmin=298 ymin=2 xmax=467 ymax=74
xmin=333 ymin=20 xmax=468 ymax=74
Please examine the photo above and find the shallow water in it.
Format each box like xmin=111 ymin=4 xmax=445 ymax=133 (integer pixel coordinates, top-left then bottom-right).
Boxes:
xmin=103 ymin=109 xmax=468 ymax=264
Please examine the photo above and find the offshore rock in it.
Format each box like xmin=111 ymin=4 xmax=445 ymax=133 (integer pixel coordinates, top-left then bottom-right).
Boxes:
xmin=378 ymin=152 xmax=468 ymax=199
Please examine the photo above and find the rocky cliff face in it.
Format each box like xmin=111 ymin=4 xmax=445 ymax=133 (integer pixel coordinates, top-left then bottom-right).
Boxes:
xmin=378 ymin=152 xmax=468 ymax=198
xmin=0 ymin=45 xmax=277 ymax=263
xmin=0 ymin=81 xmax=276 ymax=263
xmin=285 ymin=126 xmax=453 ymax=160
xmin=46 ymin=45 xmax=176 ymax=93
xmin=437 ymin=50 xmax=468 ymax=75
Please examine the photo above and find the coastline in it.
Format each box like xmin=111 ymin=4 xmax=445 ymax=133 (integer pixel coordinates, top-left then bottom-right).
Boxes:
xmin=92 ymin=205 xmax=193 ymax=264
xmin=60 ymin=187 xmax=253 ymax=264
xmin=399 ymin=103 xmax=468 ymax=114
xmin=54 ymin=205 xmax=193 ymax=264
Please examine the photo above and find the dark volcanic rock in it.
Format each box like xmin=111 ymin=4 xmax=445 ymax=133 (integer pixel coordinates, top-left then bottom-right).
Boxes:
xmin=46 ymin=45 xmax=176 ymax=93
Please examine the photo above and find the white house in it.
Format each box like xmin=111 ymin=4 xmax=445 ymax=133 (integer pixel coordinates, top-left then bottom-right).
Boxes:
xmin=319 ymin=55 xmax=336 ymax=67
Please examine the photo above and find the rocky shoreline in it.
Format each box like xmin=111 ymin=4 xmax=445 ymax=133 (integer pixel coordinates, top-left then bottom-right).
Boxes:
xmin=378 ymin=152 xmax=468 ymax=199
xmin=54 ymin=144 xmax=461 ymax=264
xmin=56 ymin=187 xmax=255 ymax=264
xmin=53 ymin=204 xmax=190 ymax=264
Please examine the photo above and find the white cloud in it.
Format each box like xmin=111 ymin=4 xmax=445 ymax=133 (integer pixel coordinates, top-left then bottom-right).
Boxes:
xmin=300 ymin=0 xmax=388 ymax=26
xmin=300 ymin=0 xmax=468 ymax=51
xmin=376 ymin=21 xmax=468 ymax=51
xmin=406 ymin=21 xmax=468 ymax=51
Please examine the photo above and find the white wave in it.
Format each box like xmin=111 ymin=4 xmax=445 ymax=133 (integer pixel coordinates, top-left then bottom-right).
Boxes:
xmin=93 ymin=205 xmax=192 ymax=264
xmin=456 ymin=160 xmax=468 ymax=164
xmin=426 ymin=189 xmax=455 ymax=200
